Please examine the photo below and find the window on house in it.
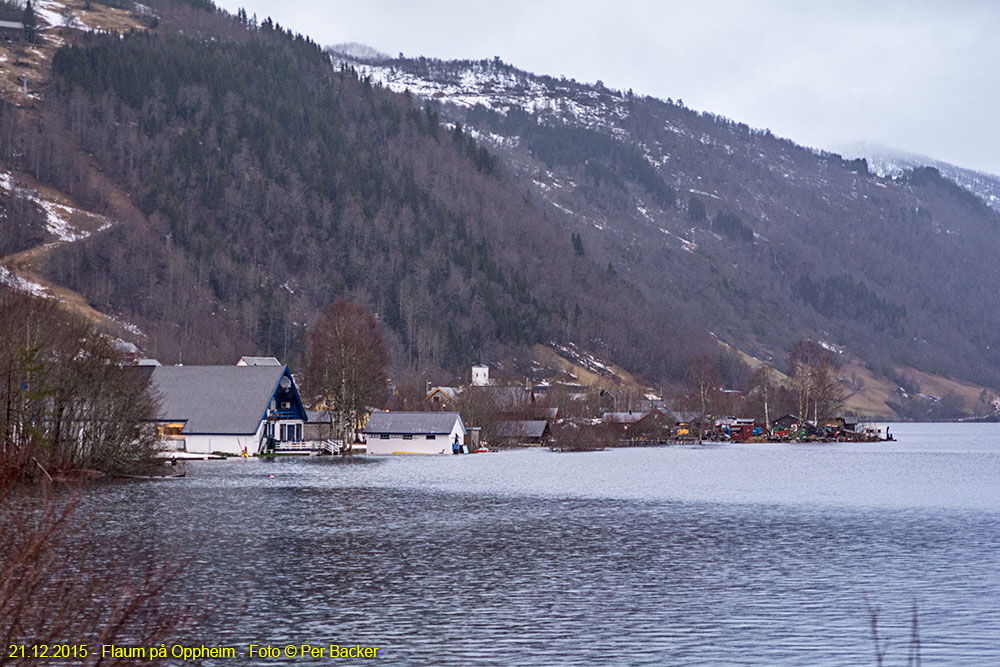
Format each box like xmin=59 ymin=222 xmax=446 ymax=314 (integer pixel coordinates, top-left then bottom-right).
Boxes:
xmin=402 ymin=434 xmax=413 ymax=440
xmin=426 ymin=435 xmax=436 ymax=440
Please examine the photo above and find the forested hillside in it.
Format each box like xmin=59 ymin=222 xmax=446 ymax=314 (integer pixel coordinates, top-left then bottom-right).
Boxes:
xmin=338 ymin=54 xmax=1000 ymax=391
xmin=1 ymin=0 xmax=998 ymax=416
xmin=17 ymin=11 xmax=708 ymax=379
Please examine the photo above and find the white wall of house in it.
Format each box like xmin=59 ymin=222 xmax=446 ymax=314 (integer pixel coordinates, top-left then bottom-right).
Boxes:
xmin=367 ymin=421 xmax=465 ymax=456
xmin=181 ymin=418 xmax=306 ymax=455
xmin=182 ymin=419 xmax=269 ymax=455
xmin=368 ymin=434 xmax=450 ymax=455
xmin=184 ymin=433 xmax=259 ymax=455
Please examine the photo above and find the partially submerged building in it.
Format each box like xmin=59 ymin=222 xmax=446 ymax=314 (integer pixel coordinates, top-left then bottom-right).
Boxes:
xmin=143 ymin=364 xmax=307 ymax=455
xmin=364 ymin=412 xmax=466 ymax=455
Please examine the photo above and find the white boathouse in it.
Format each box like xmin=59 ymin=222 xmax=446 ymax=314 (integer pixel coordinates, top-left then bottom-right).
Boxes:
xmin=364 ymin=412 xmax=466 ymax=455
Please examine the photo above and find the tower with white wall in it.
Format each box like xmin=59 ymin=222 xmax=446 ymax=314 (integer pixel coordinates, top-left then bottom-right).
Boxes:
xmin=471 ymin=364 xmax=490 ymax=386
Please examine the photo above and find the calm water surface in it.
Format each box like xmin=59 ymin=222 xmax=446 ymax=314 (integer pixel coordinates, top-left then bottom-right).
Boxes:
xmin=82 ymin=422 xmax=1000 ymax=665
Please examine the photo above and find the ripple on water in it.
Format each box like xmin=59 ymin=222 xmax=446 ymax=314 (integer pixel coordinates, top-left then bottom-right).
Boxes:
xmin=70 ymin=423 xmax=1000 ymax=664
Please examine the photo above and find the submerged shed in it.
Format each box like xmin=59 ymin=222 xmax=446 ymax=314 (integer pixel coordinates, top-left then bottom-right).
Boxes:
xmin=364 ymin=411 xmax=466 ymax=455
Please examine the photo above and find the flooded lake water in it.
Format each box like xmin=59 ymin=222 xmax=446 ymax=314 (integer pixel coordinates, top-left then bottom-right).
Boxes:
xmin=82 ymin=422 xmax=1000 ymax=664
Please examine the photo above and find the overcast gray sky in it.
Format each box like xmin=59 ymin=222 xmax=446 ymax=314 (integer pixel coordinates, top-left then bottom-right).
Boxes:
xmin=213 ymin=0 xmax=1000 ymax=174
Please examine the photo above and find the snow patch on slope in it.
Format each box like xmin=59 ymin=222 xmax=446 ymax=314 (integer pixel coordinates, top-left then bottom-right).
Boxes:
xmin=0 ymin=171 xmax=110 ymax=242
xmin=0 ymin=266 xmax=49 ymax=297
xmin=331 ymin=55 xmax=630 ymax=135
xmin=840 ymin=142 xmax=1000 ymax=212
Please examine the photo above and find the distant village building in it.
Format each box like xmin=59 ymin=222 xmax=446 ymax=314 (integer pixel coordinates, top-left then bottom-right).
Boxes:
xmin=771 ymin=414 xmax=805 ymax=432
xmin=602 ymin=408 xmax=669 ymax=440
xmin=141 ymin=363 xmax=307 ymax=455
xmin=494 ymin=420 xmax=550 ymax=445
xmin=471 ymin=363 xmax=490 ymax=386
xmin=0 ymin=20 xmax=23 ymax=41
xmin=717 ymin=417 xmax=755 ymax=442
xmin=303 ymin=410 xmax=335 ymax=442
xmin=601 ymin=410 xmax=648 ymax=425
xmin=425 ymin=365 xmax=536 ymax=412
xmin=364 ymin=412 xmax=466 ymax=455
xmin=425 ymin=386 xmax=460 ymax=410
xmin=856 ymin=422 xmax=889 ymax=440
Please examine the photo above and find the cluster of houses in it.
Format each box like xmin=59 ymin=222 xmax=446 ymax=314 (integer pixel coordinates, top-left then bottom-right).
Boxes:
xmin=137 ymin=357 xmax=473 ymax=457
xmin=139 ymin=359 xmax=889 ymax=458
xmin=690 ymin=414 xmax=892 ymax=443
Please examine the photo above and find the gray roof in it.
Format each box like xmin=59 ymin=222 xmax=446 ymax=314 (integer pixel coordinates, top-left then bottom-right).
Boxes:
xmin=148 ymin=365 xmax=291 ymax=434
xmin=0 ymin=21 xmax=22 ymax=30
xmin=364 ymin=411 xmax=465 ymax=435
xmin=495 ymin=420 xmax=549 ymax=438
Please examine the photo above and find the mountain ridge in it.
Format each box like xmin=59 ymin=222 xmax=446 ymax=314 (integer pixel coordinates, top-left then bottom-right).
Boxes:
xmin=0 ymin=4 xmax=997 ymax=420
xmin=330 ymin=51 xmax=1000 ymax=401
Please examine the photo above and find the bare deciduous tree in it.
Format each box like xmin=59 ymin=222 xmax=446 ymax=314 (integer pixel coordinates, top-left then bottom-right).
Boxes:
xmin=306 ymin=298 xmax=390 ymax=454
xmin=748 ymin=364 xmax=776 ymax=428
xmin=456 ymin=386 xmax=502 ymax=444
xmin=787 ymin=340 xmax=846 ymax=423
xmin=685 ymin=356 xmax=721 ymax=443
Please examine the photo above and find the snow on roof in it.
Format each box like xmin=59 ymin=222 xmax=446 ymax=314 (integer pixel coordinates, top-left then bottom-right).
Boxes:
xmin=237 ymin=356 xmax=281 ymax=366
xmin=602 ymin=411 xmax=650 ymax=423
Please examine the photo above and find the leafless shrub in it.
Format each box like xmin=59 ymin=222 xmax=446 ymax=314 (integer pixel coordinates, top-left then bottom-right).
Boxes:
xmin=0 ymin=480 xmax=191 ymax=666
xmin=548 ymin=421 xmax=615 ymax=452
xmin=0 ymin=288 xmax=159 ymax=481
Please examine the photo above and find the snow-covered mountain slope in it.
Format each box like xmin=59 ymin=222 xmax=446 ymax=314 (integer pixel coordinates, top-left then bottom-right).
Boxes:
xmin=329 ymin=51 xmax=632 ymax=134
xmin=839 ymin=142 xmax=1000 ymax=211
xmin=328 ymin=49 xmax=1000 ymax=394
